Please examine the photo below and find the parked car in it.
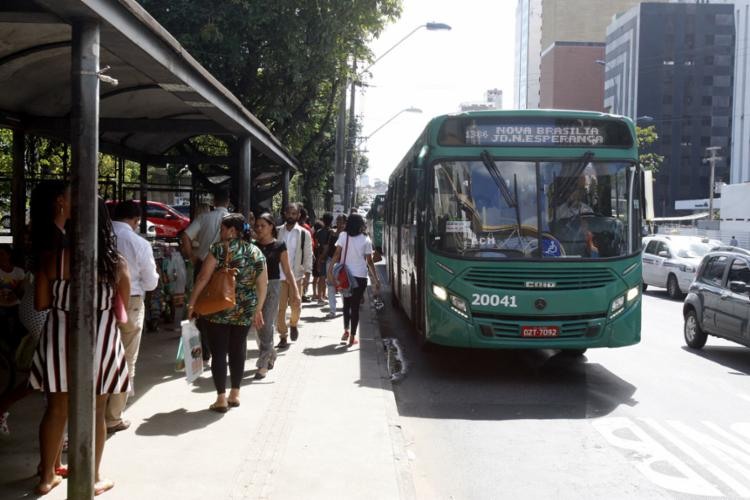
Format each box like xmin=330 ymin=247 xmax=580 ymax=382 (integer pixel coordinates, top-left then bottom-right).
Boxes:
xmin=106 ymin=200 xmax=189 ymax=238
xmin=170 ymin=204 xmax=191 ymax=218
xmin=642 ymin=235 xmax=721 ymax=299
xmin=683 ymin=248 xmax=750 ymax=349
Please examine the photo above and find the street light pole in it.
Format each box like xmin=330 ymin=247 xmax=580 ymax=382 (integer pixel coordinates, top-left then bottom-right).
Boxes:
xmin=704 ymin=146 xmax=722 ymax=220
xmin=334 ymin=21 xmax=451 ymax=214
xmin=363 ymin=107 xmax=423 ymax=140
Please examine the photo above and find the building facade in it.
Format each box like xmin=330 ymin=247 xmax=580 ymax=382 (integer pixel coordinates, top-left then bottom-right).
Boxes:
xmin=460 ymin=88 xmax=503 ymax=112
xmin=515 ymin=0 xmax=643 ymax=109
xmin=539 ymin=42 xmax=605 ymax=111
xmin=605 ymin=2 xmax=735 ymax=216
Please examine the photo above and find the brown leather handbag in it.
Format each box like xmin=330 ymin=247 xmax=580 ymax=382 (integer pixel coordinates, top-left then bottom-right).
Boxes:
xmin=193 ymin=242 xmax=238 ymax=316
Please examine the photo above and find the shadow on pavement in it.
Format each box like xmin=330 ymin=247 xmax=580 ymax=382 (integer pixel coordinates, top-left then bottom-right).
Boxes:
xmin=135 ymin=407 xmax=224 ymax=436
xmin=681 ymin=345 xmax=750 ymax=375
xmin=374 ymin=262 xmax=638 ymax=421
xmin=302 ymin=343 xmax=351 ymax=356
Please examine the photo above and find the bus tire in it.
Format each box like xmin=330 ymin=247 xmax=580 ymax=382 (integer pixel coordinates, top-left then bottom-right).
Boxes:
xmin=562 ymin=348 xmax=587 ymax=357
xmin=642 ymin=283 xmax=648 ymax=292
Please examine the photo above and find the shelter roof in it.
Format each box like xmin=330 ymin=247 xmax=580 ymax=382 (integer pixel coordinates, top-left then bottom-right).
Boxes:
xmin=0 ymin=0 xmax=298 ymax=176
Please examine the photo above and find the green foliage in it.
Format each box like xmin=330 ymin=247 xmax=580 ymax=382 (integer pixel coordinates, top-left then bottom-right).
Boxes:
xmin=636 ymin=125 xmax=664 ymax=173
xmin=138 ymin=0 xmax=402 ymax=206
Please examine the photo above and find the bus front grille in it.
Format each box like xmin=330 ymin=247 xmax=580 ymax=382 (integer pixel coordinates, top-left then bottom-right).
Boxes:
xmin=462 ymin=267 xmax=617 ymax=291
xmin=474 ymin=313 xmax=605 ymax=339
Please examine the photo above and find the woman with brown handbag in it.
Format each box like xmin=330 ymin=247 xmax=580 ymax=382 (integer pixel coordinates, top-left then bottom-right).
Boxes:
xmin=188 ymin=214 xmax=267 ymax=412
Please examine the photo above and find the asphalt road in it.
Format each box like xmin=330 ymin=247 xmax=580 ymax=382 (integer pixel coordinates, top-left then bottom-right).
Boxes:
xmin=377 ymin=278 xmax=750 ymax=500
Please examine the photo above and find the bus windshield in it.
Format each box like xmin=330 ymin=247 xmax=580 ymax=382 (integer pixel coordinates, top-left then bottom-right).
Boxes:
xmin=430 ymin=159 xmax=638 ymax=259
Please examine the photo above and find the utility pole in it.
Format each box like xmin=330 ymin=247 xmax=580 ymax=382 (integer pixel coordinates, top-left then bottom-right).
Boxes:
xmin=332 ymin=83 xmax=346 ymax=216
xmin=704 ymin=146 xmax=722 ymax=220
xmin=344 ymin=58 xmax=358 ymax=211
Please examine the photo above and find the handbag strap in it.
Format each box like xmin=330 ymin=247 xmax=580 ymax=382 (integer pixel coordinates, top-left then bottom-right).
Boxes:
xmin=342 ymin=234 xmax=349 ymax=265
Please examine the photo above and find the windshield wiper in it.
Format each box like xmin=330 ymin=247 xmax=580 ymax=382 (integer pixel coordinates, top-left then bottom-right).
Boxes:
xmin=480 ymin=150 xmax=523 ymax=240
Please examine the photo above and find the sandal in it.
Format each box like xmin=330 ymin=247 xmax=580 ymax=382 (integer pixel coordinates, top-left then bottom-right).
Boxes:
xmin=94 ymin=478 xmax=115 ymax=496
xmin=209 ymin=402 xmax=229 ymax=413
xmin=35 ymin=476 xmax=63 ymax=496
xmin=341 ymin=331 xmax=350 ymax=342
xmin=348 ymin=336 xmax=358 ymax=346
xmin=227 ymin=399 xmax=240 ymax=408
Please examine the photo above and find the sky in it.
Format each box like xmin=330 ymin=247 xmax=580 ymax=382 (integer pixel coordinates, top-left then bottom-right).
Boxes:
xmin=359 ymin=0 xmax=517 ymax=184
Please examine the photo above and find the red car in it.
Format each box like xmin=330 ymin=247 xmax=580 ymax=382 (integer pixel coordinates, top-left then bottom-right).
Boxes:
xmin=106 ymin=200 xmax=190 ymax=238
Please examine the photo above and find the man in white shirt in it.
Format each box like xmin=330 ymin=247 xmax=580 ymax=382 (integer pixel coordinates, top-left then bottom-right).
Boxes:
xmin=106 ymin=200 xmax=159 ymax=433
xmin=180 ymin=189 xmax=231 ymax=363
xmin=276 ymin=203 xmax=312 ymax=348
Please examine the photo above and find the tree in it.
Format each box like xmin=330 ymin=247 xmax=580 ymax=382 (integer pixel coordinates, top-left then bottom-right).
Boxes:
xmin=138 ymin=0 xmax=402 ymax=209
xmin=636 ymin=125 xmax=664 ymax=173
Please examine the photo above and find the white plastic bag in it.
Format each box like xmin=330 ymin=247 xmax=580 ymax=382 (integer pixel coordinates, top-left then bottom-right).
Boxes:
xmin=181 ymin=320 xmax=204 ymax=384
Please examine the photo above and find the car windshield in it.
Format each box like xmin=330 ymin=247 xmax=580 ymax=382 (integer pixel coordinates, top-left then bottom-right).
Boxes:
xmin=430 ymin=159 xmax=639 ymax=259
xmin=674 ymin=241 xmax=715 ymax=258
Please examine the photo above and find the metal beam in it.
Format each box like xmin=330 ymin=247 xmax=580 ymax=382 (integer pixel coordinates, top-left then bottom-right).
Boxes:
xmin=11 ymin=130 xmax=25 ymax=261
xmin=68 ymin=18 xmax=99 ymax=499
xmin=282 ymin=166 xmax=290 ymax=211
xmin=25 ymin=116 xmax=231 ymax=134
xmin=237 ymin=137 xmax=252 ymax=220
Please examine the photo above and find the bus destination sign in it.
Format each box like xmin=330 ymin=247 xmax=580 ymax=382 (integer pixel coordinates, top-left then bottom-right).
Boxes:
xmin=466 ymin=124 xmax=606 ymax=146
xmin=438 ymin=116 xmax=634 ymax=148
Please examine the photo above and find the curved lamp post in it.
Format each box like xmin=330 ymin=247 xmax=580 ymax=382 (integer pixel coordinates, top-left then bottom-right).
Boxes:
xmin=360 ymin=22 xmax=452 ymax=76
xmin=340 ymin=22 xmax=450 ymax=210
xmin=364 ymin=107 xmax=423 ymax=140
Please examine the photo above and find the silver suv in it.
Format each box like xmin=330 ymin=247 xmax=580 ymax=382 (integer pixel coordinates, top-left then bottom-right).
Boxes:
xmin=683 ymin=249 xmax=750 ymax=349
xmin=642 ymin=235 xmax=721 ymax=299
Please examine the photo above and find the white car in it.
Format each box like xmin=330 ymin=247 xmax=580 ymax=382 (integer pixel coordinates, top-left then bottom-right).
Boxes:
xmin=642 ymin=235 xmax=721 ymax=299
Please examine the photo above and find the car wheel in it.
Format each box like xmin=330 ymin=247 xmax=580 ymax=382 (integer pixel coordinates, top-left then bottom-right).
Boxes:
xmin=684 ymin=309 xmax=707 ymax=349
xmin=667 ymin=274 xmax=683 ymax=300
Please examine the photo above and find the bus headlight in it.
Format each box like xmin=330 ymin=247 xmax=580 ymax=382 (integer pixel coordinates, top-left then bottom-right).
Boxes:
xmin=432 ymin=284 xmax=448 ymax=301
xmin=450 ymin=295 xmax=467 ymax=313
xmin=626 ymin=286 xmax=639 ymax=302
xmin=611 ymin=295 xmax=625 ymax=314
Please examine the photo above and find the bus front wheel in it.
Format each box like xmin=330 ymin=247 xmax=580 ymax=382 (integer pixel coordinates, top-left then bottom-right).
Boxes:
xmin=562 ymin=348 xmax=587 ymax=357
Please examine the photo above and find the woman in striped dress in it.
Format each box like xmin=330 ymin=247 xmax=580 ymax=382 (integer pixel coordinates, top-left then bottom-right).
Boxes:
xmin=30 ymin=195 xmax=131 ymax=496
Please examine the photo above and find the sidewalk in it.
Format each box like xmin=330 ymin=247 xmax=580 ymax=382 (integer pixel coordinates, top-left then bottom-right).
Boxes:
xmin=0 ymin=293 xmax=413 ymax=499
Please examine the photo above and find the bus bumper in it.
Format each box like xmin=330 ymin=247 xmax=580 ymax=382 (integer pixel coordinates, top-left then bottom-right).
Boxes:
xmin=426 ymin=296 xmax=641 ymax=349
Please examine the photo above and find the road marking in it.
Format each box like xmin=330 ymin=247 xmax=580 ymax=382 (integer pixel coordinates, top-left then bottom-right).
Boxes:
xmin=593 ymin=417 xmax=722 ymax=496
xmin=641 ymin=418 xmax=749 ymax=498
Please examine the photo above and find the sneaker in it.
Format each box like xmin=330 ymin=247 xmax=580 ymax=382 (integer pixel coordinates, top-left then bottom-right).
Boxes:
xmin=301 ymin=295 xmax=311 ymax=303
xmin=0 ymin=412 xmax=9 ymax=436
xmin=341 ymin=331 xmax=350 ymax=342
xmin=276 ymin=338 xmax=290 ymax=349
xmin=348 ymin=336 xmax=358 ymax=346
xmin=290 ymin=326 xmax=299 ymax=341
xmin=326 ymin=312 xmax=336 ymax=319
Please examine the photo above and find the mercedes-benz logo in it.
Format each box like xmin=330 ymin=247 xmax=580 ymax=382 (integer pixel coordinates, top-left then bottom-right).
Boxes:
xmin=534 ymin=298 xmax=547 ymax=310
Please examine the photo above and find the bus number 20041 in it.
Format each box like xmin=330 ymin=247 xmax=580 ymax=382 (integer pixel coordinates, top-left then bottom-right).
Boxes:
xmin=471 ymin=294 xmax=517 ymax=308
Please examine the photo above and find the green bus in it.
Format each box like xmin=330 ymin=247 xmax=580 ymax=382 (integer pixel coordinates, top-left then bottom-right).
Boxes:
xmin=384 ymin=110 xmax=644 ymax=352
xmin=366 ymin=194 xmax=386 ymax=253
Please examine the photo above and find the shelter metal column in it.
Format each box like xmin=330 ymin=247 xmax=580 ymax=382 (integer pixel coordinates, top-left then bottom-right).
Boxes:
xmin=282 ymin=166 xmax=290 ymax=211
xmin=139 ymin=162 xmax=147 ymax=234
xmin=237 ymin=136 xmax=252 ymax=219
xmin=11 ymin=130 xmax=25 ymax=260
xmin=69 ymin=18 xmax=100 ymax=499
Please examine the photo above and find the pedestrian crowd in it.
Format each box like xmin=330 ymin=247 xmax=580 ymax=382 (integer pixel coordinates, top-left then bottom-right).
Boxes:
xmin=0 ymin=182 xmax=380 ymax=496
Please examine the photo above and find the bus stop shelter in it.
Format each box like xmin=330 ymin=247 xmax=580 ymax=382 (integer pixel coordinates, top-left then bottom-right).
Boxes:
xmin=0 ymin=0 xmax=298 ymax=496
